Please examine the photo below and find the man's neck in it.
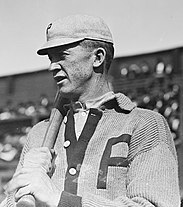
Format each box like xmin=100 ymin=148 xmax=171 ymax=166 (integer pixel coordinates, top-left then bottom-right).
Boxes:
xmin=78 ymin=77 xmax=112 ymax=104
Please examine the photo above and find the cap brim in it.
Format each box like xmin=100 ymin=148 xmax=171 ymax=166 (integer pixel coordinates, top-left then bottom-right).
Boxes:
xmin=37 ymin=37 xmax=84 ymax=55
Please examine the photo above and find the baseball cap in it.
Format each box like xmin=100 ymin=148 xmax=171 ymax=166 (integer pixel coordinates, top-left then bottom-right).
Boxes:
xmin=37 ymin=14 xmax=113 ymax=55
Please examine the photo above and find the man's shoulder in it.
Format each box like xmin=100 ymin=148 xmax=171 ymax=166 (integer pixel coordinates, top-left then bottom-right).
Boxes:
xmin=31 ymin=119 xmax=50 ymax=132
xmin=26 ymin=119 xmax=50 ymax=147
xmin=134 ymin=106 xmax=163 ymax=119
xmin=131 ymin=106 xmax=166 ymax=128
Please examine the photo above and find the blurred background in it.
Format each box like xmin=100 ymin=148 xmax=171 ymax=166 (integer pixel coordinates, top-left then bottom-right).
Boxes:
xmin=0 ymin=0 xmax=183 ymax=205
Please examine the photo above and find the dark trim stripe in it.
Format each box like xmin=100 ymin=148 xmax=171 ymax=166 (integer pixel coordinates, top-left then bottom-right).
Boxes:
xmin=64 ymin=108 xmax=103 ymax=194
xmin=65 ymin=109 xmax=77 ymax=164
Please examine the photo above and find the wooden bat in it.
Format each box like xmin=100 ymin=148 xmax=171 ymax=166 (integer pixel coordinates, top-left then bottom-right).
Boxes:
xmin=15 ymin=92 xmax=68 ymax=207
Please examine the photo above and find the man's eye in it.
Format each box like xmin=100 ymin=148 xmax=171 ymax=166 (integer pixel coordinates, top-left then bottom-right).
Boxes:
xmin=47 ymin=51 xmax=68 ymax=62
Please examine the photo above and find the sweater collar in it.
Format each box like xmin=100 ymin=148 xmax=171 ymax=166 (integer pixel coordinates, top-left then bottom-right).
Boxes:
xmin=69 ymin=91 xmax=115 ymax=112
xmin=114 ymin=93 xmax=136 ymax=111
xmin=64 ymin=92 xmax=136 ymax=112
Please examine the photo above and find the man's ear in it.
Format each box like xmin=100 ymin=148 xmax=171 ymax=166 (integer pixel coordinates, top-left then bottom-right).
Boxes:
xmin=93 ymin=48 xmax=106 ymax=68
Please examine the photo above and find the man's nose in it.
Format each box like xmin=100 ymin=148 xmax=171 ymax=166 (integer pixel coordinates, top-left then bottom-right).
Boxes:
xmin=49 ymin=62 xmax=61 ymax=72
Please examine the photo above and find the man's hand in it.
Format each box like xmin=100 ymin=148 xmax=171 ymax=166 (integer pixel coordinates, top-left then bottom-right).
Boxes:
xmin=6 ymin=147 xmax=60 ymax=207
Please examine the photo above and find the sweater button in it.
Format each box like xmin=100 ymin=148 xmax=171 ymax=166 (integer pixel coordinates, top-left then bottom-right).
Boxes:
xmin=81 ymin=111 xmax=87 ymax=116
xmin=69 ymin=168 xmax=77 ymax=175
xmin=64 ymin=140 xmax=71 ymax=148
xmin=63 ymin=116 xmax=68 ymax=123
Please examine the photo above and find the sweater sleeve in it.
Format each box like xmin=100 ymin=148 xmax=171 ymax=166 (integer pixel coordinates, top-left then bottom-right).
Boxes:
xmin=15 ymin=120 xmax=49 ymax=171
xmin=0 ymin=121 xmax=49 ymax=207
xmin=58 ymin=111 xmax=180 ymax=207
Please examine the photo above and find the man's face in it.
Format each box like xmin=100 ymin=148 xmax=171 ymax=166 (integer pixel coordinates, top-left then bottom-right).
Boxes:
xmin=47 ymin=43 xmax=94 ymax=99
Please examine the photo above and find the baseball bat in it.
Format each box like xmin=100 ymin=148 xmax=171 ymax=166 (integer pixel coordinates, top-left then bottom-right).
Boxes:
xmin=15 ymin=92 xmax=68 ymax=207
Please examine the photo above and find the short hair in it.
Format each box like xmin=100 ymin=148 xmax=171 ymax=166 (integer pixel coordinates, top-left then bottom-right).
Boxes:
xmin=79 ymin=39 xmax=114 ymax=71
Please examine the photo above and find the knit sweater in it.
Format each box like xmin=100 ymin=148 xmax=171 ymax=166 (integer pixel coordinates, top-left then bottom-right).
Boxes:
xmin=5 ymin=93 xmax=181 ymax=207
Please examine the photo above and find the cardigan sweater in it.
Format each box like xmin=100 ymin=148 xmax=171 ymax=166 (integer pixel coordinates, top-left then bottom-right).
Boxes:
xmin=6 ymin=93 xmax=180 ymax=207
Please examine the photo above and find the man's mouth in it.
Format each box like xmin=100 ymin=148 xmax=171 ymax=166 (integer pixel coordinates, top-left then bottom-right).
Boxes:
xmin=54 ymin=76 xmax=67 ymax=84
